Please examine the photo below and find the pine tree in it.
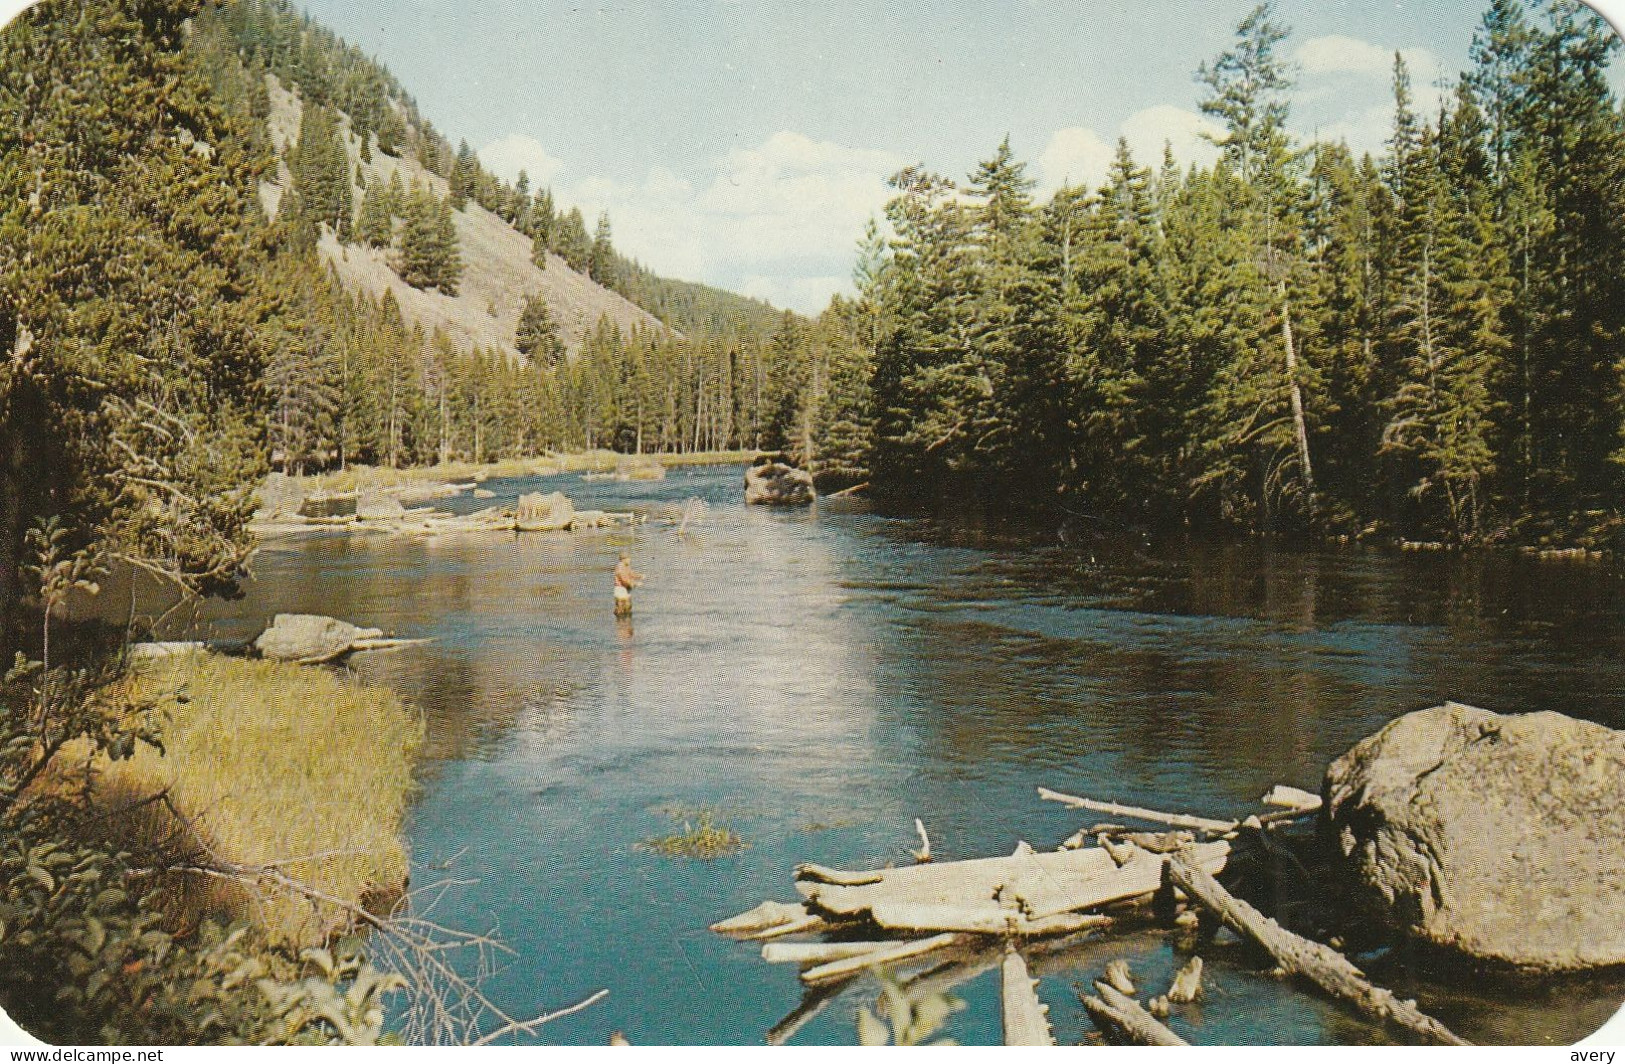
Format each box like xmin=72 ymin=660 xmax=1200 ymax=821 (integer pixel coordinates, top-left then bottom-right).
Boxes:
xmin=589 ymin=212 xmax=617 ymax=286
xmin=356 ymin=178 xmax=393 ymax=247
xmin=396 ymin=182 xmax=459 ymax=293
xmin=515 ymin=294 xmax=565 ymax=368
xmin=448 ymin=138 xmax=476 ymax=210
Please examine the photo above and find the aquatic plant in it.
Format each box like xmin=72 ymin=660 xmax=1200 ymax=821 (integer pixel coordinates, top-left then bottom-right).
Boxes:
xmin=636 ymin=811 xmax=747 ymax=859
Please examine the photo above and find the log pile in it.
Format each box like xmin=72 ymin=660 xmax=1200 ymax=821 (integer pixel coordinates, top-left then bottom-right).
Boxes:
xmin=714 ymin=783 xmax=1471 ymax=1047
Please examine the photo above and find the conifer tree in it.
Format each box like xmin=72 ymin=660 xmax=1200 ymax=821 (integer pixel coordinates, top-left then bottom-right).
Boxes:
xmin=515 ymin=295 xmax=565 ymax=368
xmin=356 ymin=179 xmax=393 ymax=247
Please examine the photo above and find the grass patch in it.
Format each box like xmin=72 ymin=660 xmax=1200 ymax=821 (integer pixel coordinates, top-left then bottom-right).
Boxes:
xmin=635 ymin=810 xmax=747 ymax=860
xmin=93 ymin=653 xmax=423 ymax=948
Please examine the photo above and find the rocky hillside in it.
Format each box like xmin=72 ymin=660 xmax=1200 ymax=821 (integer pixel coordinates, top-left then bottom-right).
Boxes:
xmin=260 ymin=73 xmax=664 ymax=359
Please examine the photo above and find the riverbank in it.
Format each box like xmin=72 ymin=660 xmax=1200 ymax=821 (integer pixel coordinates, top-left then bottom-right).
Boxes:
xmin=93 ymin=652 xmax=423 ymax=947
xmin=282 ymin=450 xmax=758 ymax=496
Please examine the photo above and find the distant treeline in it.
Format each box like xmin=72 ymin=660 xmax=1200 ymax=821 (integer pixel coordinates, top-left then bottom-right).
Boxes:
xmin=796 ymin=0 xmax=1625 ymax=548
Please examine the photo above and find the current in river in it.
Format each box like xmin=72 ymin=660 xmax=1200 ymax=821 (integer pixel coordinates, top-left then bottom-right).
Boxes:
xmin=183 ymin=464 xmax=1625 ymax=1046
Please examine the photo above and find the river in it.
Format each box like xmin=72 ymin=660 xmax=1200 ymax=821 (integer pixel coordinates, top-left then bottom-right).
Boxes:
xmin=184 ymin=464 xmax=1625 ymax=1046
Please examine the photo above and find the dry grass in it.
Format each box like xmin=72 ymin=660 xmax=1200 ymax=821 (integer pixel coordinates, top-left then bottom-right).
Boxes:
xmin=94 ymin=652 xmax=423 ymax=948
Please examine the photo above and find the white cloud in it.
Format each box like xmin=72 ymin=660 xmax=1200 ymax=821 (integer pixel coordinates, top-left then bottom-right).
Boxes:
xmin=1036 ymin=126 xmax=1113 ymax=196
xmin=1292 ymin=36 xmax=1448 ymax=158
xmin=505 ymin=130 xmax=904 ymax=314
xmin=1120 ymin=105 xmax=1223 ymax=175
xmin=1037 ymin=106 xmax=1221 ymax=197
xmin=477 ymin=134 xmax=566 ymax=187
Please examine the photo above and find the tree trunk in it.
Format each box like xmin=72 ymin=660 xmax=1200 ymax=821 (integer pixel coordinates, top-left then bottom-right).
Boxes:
xmin=1279 ymin=285 xmax=1315 ymax=508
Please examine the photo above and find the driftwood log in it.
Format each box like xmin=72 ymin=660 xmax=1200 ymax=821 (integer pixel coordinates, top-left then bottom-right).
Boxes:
xmin=761 ymin=941 xmax=897 ymax=965
xmin=1165 ymin=856 xmax=1471 ymax=1046
xmin=800 ymin=933 xmax=962 ymax=984
xmin=1000 ymin=949 xmax=1055 ymax=1046
xmin=796 ymin=840 xmax=1230 ymax=925
xmin=1038 ymin=787 xmax=1239 ymax=835
xmin=1082 ymin=982 xmax=1189 ymax=1046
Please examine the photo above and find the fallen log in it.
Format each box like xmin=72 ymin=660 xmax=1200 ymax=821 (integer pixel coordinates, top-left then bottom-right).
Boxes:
xmin=868 ymin=902 xmax=1110 ymax=937
xmin=1261 ymin=784 xmax=1322 ymax=813
xmin=1038 ymin=787 xmax=1238 ymax=835
xmin=1084 ymin=982 xmax=1189 ymax=1046
xmin=1001 ymin=949 xmax=1055 ymax=1046
xmin=347 ymin=636 xmax=433 ymax=654
xmin=1165 ymin=856 xmax=1470 ymax=1046
xmin=762 ymin=941 xmax=898 ymax=965
xmin=796 ymin=839 xmax=1229 ymax=922
xmin=711 ymin=900 xmax=811 ymax=936
xmin=749 ymin=913 xmax=828 ymax=940
xmin=801 ymin=933 xmax=962 ymax=985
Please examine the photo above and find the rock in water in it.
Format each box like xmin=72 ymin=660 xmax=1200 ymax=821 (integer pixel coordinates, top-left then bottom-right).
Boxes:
xmin=745 ymin=462 xmax=815 ymax=506
xmin=254 ymin=614 xmax=384 ymax=663
xmin=516 ymin=491 xmax=574 ymax=531
xmin=1323 ymin=702 xmax=1625 ymax=972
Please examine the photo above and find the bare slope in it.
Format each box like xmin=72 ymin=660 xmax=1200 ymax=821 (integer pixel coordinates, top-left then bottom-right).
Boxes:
xmin=262 ymin=74 xmax=664 ymax=358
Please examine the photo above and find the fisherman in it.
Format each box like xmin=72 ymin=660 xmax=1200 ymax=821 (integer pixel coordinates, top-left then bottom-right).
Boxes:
xmin=613 ymin=551 xmax=643 ymax=617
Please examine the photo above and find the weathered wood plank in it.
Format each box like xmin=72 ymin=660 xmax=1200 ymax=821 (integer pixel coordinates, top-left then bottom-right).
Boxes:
xmin=1001 ymin=950 xmax=1055 ymax=1046
xmin=1165 ymin=856 xmax=1470 ymax=1046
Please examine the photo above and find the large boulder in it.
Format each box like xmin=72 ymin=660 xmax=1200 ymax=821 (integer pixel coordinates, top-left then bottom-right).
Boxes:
xmin=745 ymin=462 xmax=815 ymax=506
xmin=254 ymin=614 xmax=382 ymax=663
xmin=1323 ymin=702 xmax=1625 ymax=972
xmin=516 ymin=491 xmax=574 ymax=531
xmin=356 ymin=492 xmax=407 ymax=521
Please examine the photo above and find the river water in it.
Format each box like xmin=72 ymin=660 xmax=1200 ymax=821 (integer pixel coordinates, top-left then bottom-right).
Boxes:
xmin=184 ymin=465 xmax=1625 ymax=1046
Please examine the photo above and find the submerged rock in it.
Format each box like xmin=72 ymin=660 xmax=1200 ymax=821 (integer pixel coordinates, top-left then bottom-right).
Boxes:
xmin=745 ymin=462 xmax=815 ymax=506
xmin=1323 ymin=702 xmax=1625 ymax=972
xmin=254 ymin=614 xmax=383 ymax=663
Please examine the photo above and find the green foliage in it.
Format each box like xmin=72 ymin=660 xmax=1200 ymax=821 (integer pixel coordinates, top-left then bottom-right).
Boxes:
xmin=396 ymin=183 xmax=461 ymax=295
xmin=0 ymin=653 xmax=403 ymax=1046
xmin=515 ymin=296 xmax=565 ymax=368
xmin=835 ymin=0 xmax=1625 ymax=545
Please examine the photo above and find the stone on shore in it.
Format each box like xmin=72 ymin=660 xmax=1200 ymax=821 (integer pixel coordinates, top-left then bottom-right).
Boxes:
xmin=745 ymin=462 xmax=815 ymax=506
xmin=254 ymin=614 xmax=384 ymax=663
xmin=128 ymin=641 xmax=206 ymax=660
xmin=1323 ymin=702 xmax=1625 ymax=972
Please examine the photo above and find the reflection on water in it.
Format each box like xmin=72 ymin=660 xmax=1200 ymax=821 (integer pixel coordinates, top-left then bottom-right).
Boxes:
xmin=162 ymin=466 xmax=1624 ymax=1045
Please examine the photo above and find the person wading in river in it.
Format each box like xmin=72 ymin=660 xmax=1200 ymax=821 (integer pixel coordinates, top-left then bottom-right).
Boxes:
xmin=613 ymin=552 xmax=643 ymax=617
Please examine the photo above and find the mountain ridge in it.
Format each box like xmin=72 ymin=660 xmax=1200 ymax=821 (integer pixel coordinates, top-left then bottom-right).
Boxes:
xmin=260 ymin=70 xmax=666 ymax=359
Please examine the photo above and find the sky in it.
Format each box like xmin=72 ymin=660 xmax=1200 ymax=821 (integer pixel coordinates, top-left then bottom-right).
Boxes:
xmin=11 ymin=0 xmax=1622 ymax=313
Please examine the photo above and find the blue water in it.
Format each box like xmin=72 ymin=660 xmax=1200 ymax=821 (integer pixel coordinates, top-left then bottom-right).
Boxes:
xmin=194 ymin=465 xmax=1625 ymax=1045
